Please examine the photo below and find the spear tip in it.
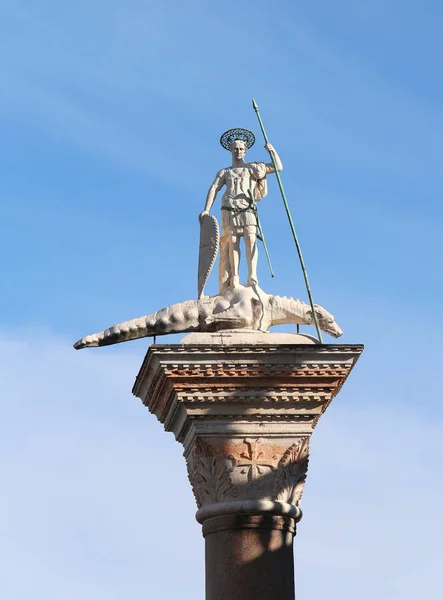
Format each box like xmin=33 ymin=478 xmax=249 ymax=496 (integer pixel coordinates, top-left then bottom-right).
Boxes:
xmin=252 ymin=97 xmax=259 ymax=111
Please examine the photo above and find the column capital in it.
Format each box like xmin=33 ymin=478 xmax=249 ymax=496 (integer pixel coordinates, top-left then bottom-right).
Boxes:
xmin=133 ymin=343 xmax=362 ymax=520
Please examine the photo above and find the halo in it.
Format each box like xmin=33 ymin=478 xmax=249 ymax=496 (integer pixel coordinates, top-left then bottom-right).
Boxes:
xmin=220 ymin=128 xmax=255 ymax=151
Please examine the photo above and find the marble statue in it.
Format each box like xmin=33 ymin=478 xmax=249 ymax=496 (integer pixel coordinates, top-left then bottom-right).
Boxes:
xmin=74 ymin=284 xmax=342 ymax=349
xmin=199 ymin=128 xmax=282 ymax=292
xmin=74 ymin=125 xmax=343 ymax=350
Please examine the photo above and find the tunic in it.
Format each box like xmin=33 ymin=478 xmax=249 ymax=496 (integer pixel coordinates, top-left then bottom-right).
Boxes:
xmin=219 ymin=162 xmax=267 ymax=233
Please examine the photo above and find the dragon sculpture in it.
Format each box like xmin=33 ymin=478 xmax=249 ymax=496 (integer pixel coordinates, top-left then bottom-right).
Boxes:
xmin=74 ymin=285 xmax=342 ymax=349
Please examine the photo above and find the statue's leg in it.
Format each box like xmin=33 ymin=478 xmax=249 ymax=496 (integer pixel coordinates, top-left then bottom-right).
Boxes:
xmin=229 ymin=232 xmax=241 ymax=288
xmin=244 ymin=225 xmax=258 ymax=286
xmin=218 ymin=234 xmax=231 ymax=293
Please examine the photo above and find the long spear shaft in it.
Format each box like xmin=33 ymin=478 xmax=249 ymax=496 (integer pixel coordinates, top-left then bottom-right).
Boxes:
xmin=248 ymin=188 xmax=274 ymax=278
xmin=256 ymin=211 xmax=275 ymax=278
xmin=252 ymin=98 xmax=323 ymax=342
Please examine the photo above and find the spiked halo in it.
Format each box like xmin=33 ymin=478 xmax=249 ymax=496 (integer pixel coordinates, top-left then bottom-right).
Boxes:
xmin=220 ymin=128 xmax=255 ymax=151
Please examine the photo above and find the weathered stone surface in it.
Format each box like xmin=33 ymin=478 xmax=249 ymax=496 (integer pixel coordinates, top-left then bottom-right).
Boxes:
xmin=133 ymin=343 xmax=362 ymax=445
xmin=181 ymin=330 xmax=318 ymax=345
xmin=74 ymin=285 xmax=343 ymax=349
xmin=133 ymin=342 xmax=362 ymax=600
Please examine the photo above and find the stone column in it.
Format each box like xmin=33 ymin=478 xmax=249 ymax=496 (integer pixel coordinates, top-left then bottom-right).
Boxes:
xmin=133 ymin=340 xmax=363 ymax=600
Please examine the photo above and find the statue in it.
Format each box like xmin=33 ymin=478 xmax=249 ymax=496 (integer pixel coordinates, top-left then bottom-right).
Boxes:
xmin=74 ymin=287 xmax=342 ymax=349
xmin=74 ymin=100 xmax=341 ymax=349
xmin=199 ymin=128 xmax=282 ymax=292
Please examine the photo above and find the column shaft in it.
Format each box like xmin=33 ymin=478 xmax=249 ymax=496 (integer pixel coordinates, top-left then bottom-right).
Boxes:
xmin=204 ymin=514 xmax=295 ymax=600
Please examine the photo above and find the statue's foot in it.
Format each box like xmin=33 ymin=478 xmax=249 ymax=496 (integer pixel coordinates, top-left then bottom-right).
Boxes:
xmin=230 ymin=276 xmax=241 ymax=289
xmin=246 ymin=277 xmax=258 ymax=287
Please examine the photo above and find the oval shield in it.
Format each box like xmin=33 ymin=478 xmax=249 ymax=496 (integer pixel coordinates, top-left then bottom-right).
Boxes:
xmin=198 ymin=214 xmax=220 ymax=298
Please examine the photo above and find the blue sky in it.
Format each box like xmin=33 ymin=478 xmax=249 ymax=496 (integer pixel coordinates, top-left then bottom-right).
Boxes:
xmin=1 ymin=1 xmax=442 ymax=598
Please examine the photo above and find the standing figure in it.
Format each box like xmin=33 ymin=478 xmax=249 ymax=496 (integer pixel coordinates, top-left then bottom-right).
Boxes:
xmin=199 ymin=128 xmax=283 ymax=292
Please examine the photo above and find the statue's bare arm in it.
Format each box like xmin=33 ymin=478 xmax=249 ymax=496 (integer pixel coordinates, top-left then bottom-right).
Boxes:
xmin=199 ymin=170 xmax=225 ymax=222
xmin=264 ymin=143 xmax=283 ymax=173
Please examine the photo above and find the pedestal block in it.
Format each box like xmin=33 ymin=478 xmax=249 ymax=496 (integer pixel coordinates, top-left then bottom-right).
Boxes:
xmin=133 ymin=342 xmax=362 ymax=600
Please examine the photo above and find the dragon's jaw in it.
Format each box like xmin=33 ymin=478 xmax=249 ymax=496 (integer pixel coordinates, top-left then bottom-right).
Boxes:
xmin=319 ymin=322 xmax=343 ymax=339
xmin=312 ymin=305 xmax=343 ymax=339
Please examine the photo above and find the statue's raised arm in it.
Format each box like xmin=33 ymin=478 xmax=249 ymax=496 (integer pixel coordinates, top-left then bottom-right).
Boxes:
xmin=264 ymin=143 xmax=283 ymax=173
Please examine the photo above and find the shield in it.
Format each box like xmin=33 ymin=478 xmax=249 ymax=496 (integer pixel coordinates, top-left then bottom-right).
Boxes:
xmin=198 ymin=214 xmax=220 ymax=298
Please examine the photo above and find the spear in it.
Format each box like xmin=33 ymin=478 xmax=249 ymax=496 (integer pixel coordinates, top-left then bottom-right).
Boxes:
xmin=248 ymin=188 xmax=274 ymax=278
xmin=252 ymin=98 xmax=323 ymax=342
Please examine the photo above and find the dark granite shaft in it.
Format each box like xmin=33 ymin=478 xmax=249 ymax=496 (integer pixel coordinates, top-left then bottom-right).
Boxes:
xmin=204 ymin=514 xmax=296 ymax=600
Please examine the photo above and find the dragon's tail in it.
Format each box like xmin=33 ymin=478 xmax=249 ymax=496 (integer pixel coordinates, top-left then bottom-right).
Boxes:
xmin=73 ymin=300 xmax=200 ymax=349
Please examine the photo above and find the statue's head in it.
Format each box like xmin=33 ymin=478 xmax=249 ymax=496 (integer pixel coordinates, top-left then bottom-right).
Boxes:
xmin=220 ymin=128 xmax=255 ymax=155
xmin=230 ymin=139 xmax=247 ymax=160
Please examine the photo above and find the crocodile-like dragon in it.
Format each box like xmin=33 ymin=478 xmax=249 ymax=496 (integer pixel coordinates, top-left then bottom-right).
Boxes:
xmin=74 ymin=285 xmax=342 ymax=349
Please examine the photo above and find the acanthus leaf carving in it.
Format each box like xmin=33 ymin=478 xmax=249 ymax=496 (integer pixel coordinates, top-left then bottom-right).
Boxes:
xmin=273 ymin=438 xmax=310 ymax=506
xmin=188 ymin=438 xmax=236 ymax=508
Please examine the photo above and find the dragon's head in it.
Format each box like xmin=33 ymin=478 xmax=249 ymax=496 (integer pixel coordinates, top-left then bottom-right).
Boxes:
xmin=310 ymin=305 xmax=343 ymax=339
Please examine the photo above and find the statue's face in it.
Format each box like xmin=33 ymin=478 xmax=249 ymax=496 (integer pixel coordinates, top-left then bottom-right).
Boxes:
xmin=231 ymin=140 xmax=247 ymax=160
